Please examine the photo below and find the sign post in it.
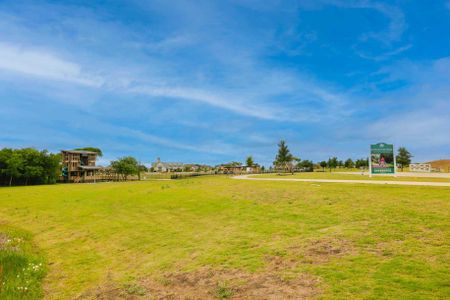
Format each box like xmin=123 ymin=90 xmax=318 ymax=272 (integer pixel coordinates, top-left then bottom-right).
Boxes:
xmin=370 ymin=143 xmax=396 ymax=176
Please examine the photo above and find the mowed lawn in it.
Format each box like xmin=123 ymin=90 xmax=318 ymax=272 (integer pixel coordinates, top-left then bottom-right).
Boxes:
xmin=1 ymin=176 xmax=449 ymax=299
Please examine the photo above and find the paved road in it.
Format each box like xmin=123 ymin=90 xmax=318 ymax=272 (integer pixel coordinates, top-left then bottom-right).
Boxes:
xmin=232 ymin=175 xmax=450 ymax=187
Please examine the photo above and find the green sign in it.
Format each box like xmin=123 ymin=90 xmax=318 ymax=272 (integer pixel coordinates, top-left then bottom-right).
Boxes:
xmin=370 ymin=143 xmax=396 ymax=174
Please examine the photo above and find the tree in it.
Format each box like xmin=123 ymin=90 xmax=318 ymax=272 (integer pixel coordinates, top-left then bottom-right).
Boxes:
xmin=74 ymin=147 xmax=103 ymax=157
xmin=273 ymin=140 xmax=297 ymax=173
xmin=111 ymin=156 xmax=139 ymax=180
xmin=0 ymin=148 xmax=60 ymax=186
xmin=42 ymin=152 xmax=61 ymax=184
xmin=298 ymin=160 xmax=314 ymax=172
xmin=246 ymin=156 xmax=254 ymax=167
xmin=319 ymin=161 xmax=327 ymax=171
xmin=327 ymin=157 xmax=338 ymax=172
xmin=344 ymin=158 xmax=354 ymax=169
xmin=20 ymin=148 xmax=44 ymax=185
xmin=396 ymin=147 xmax=412 ymax=171
xmin=5 ymin=152 xmax=24 ymax=186
xmin=139 ymin=164 xmax=148 ymax=172
xmin=355 ymin=158 xmax=369 ymax=169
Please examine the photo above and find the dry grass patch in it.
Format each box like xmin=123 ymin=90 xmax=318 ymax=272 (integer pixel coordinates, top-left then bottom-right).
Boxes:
xmin=80 ymin=265 xmax=320 ymax=300
xmin=289 ymin=237 xmax=355 ymax=264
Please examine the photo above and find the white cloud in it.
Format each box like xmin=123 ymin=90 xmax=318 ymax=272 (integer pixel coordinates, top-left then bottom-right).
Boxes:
xmin=128 ymin=85 xmax=284 ymax=121
xmin=367 ymin=110 xmax=450 ymax=147
xmin=356 ymin=44 xmax=412 ymax=61
xmin=0 ymin=43 xmax=103 ymax=87
xmin=0 ymin=41 xmax=345 ymax=122
xmin=321 ymin=0 xmax=407 ymax=43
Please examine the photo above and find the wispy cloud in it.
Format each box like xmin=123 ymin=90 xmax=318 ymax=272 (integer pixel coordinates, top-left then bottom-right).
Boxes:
xmin=356 ymin=44 xmax=412 ymax=61
xmin=319 ymin=0 xmax=407 ymax=43
xmin=0 ymin=43 xmax=103 ymax=86
xmin=128 ymin=85 xmax=283 ymax=120
xmin=0 ymin=39 xmax=349 ymax=123
xmin=0 ymin=0 xmax=448 ymax=164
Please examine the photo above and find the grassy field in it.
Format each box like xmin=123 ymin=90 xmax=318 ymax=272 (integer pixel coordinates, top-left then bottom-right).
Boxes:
xmin=0 ymin=225 xmax=46 ymax=299
xmin=0 ymin=176 xmax=449 ymax=299
xmin=252 ymin=172 xmax=450 ymax=183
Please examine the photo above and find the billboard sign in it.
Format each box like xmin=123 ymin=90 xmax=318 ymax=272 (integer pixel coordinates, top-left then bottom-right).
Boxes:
xmin=370 ymin=143 xmax=396 ymax=175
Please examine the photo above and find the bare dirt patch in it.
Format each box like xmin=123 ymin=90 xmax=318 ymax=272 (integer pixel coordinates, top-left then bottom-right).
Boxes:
xmin=0 ymin=233 xmax=9 ymax=250
xmin=144 ymin=268 xmax=319 ymax=299
xmin=292 ymin=237 xmax=355 ymax=264
xmin=79 ymin=266 xmax=320 ymax=300
xmin=79 ymin=238 xmax=355 ymax=299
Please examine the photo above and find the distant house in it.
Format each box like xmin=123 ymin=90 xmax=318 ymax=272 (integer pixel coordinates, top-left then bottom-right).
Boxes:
xmin=61 ymin=150 xmax=101 ymax=182
xmin=151 ymin=158 xmax=184 ymax=172
xmin=217 ymin=163 xmax=245 ymax=174
xmin=245 ymin=165 xmax=261 ymax=174
xmin=409 ymin=163 xmax=431 ymax=173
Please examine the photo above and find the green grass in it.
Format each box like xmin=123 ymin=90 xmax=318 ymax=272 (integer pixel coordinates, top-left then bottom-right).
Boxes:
xmin=0 ymin=225 xmax=46 ymax=299
xmin=141 ymin=172 xmax=173 ymax=180
xmin=253 ymin=172 xmax=450 ymax=182
xmin=0 ymin=176 xmax=449 ymax=299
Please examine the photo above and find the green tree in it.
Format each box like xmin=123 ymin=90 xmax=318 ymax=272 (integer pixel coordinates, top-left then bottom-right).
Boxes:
xmin=246 ymin=156 xmax=254 ymax=167
xmin=355 ymin=158 xmax=369 ymax=169
xmin=111 ymin=156 xmax=139 ymax=180
xmin=0 ymin=148 xmax=60 ymax=186
xmin=5 ymin=152 xmax=24 ymax=186
xmin=74 ymin=147 xmax=103 ymax=157
xmin=319 ymin=161 xmax=327 ymax=171
xmin=299 ymin=160 xmax=314 ymax=172
xmin=344 ymin=158 xmax=354 ymax=169
xmin=139 ymin=165 xmax=148 ymax=172
xmin=44 ymin=152 xmax=61 ymax=184
xmin=327 ymin=157 xmax=338 ymax=172
xmin=19 ymin=148 xmax=44 ymax=185
xmin=396 ymin=147 xmax=412 ymax=171
xmin=273 ymin=140 xmax=296 ymax=173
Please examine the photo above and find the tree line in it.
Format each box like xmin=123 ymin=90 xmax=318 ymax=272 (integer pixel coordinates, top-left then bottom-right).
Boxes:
xmin=0 ymin=144 xmax=414 ymax=186
xmin=0 ymin=148 xmax=61 ymax=186
xmin=271 ymin=140 xmax=412 ymax=172
xmin=0 ymin=147 xmax=144 ymax=186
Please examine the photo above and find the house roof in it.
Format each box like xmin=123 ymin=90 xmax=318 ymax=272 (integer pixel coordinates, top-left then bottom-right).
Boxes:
xmin=61 ymin=150 xmax=98 ymax=155
xmin=152 ymin=161 xmax=184 ymax=168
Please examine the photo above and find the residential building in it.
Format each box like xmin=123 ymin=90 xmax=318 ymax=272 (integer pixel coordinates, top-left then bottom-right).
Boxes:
xmin=61 ymin=150 xmax=101 ymax=183
xmin=151 ymin=158 xmax=184 ymax=172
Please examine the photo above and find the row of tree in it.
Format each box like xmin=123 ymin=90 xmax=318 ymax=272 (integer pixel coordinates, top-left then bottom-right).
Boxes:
xmin=317 ymin=157 xmax=369 ymax=171
xmin=0 ymin=148 xmax=61 ymax=186
xmin=0 ymin=144 xmax=414 ymax=186
xmin=271 ymin=141 xmax=412 ymax=172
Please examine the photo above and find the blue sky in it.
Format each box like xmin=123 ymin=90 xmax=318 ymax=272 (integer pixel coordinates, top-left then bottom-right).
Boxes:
xmin=0 ymin=0 xmax=449 ymax=166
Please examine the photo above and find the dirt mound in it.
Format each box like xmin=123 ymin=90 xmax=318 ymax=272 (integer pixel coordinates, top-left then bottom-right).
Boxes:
xmin=428 ymin=159 xmax=450 ymax=171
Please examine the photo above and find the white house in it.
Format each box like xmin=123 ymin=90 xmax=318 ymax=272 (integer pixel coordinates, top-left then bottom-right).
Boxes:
xmin=151 ymin=158 xmax=184 ymax=172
